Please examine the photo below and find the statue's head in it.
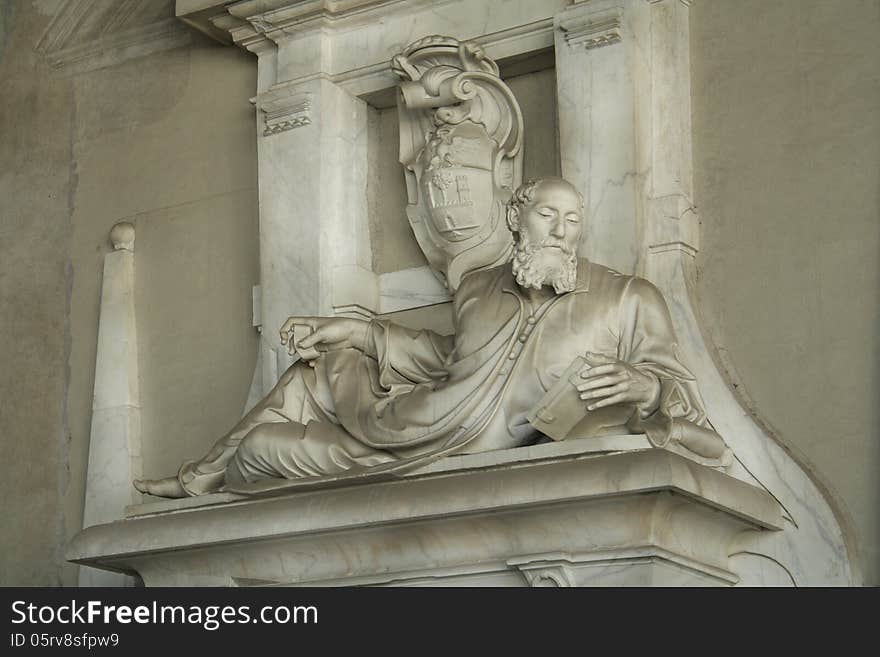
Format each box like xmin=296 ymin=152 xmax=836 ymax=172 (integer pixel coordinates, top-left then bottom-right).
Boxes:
xmin=506 ymin=177 xmax=584 ymax=294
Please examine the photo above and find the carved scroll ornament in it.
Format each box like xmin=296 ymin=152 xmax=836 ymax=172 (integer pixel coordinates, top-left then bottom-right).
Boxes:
xmin=393 ymin=36 xmax=524 ymax=292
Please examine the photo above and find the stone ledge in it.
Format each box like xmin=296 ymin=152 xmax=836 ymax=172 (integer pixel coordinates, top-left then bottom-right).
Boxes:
xmin=125 ymin=434 xmax=657 ymax=517
xmin=69 ymin=448 xmax=781 ymax=586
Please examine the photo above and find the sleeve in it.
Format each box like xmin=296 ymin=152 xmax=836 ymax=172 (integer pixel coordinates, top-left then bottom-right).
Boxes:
xmin=617 ymin=277 xmax=731 ymax=465
xmin=362 ymin=268 xmax=483 ymax=389
xmin=366 ymin=320 xmax=455 ymax=389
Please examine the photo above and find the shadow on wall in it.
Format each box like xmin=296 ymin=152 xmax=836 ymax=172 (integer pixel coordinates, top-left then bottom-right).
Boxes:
xmin=0 ymin=1 xmax=12 ymax=65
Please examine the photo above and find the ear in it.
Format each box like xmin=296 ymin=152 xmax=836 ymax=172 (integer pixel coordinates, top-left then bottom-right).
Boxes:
xmin=506 ymin=203 xmax=520 ymax=233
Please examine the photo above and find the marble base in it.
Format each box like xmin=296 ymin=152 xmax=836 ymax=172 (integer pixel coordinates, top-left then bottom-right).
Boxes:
xmin=68 ymin=447 xmax=781 ymax=587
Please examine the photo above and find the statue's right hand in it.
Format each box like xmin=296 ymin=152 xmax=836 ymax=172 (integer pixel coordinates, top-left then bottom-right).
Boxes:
xmin=280 ymin=316 xmax=370 ymax=359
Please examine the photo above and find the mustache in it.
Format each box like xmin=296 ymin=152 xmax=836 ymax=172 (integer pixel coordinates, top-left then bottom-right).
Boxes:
xmin=535 ymin=238 xmax=575 ymax=255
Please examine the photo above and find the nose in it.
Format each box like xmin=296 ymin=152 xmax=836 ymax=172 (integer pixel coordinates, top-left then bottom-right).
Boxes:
xmin=550 ymin=215 xmax=566 ymax=238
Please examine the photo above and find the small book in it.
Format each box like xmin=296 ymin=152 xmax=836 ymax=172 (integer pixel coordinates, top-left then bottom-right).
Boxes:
xmin=526 ymin=356 xmax=590 ymax=441
xmin=526 ymin=354 xmax=637 ymax=441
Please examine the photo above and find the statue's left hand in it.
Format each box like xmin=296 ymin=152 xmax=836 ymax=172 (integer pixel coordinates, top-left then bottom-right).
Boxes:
xmin=575 ymin=352 xmax=660 ymax=414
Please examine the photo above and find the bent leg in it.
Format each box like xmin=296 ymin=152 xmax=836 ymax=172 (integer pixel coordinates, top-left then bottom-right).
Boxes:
xmin=226 ymin=420 xmax=396 ymax=485
xmin=137 ymin=360 xmax=341 ymax=497
xmin=180 ymin=361 xmax=342 ymax=494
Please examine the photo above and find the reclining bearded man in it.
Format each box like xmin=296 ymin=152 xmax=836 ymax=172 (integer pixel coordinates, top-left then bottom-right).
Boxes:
xmin=134 ymin=177 xmax=729 ymax=499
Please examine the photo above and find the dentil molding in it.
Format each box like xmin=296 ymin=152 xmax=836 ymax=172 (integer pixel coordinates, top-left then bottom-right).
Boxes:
xmin=559 ymin=4 xmax=623 ymax=50
xmin=253 ymin=89 xmax=313 ymax=136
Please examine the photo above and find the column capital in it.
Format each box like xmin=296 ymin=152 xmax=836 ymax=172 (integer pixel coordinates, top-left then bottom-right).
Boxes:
xmin=251 ymin=86 xmax=313 ymax=137
xmin=557 ymin=2 xmax=624 ymax=51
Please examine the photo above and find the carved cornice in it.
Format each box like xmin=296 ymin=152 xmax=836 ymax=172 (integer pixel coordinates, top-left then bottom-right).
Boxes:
xmin=178 ymin=1 xmax=561 ymax=94
xmin=213 ymin=0 xmax=413 ymax=51
xmin=181 ymin=0 xmax=441 ymax=50
xmin=559 ymin=5 xmax=623 ymax=50
xmin=36 ymin=0 xmax=190 ymax=74
xmin=229 ymin=0 xmax=410 ymax=40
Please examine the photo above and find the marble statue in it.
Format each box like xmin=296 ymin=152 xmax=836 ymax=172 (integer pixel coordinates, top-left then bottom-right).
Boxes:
xmin=133 ymin=37 xmax=729 ymax=499
xmin=134 ymin=175 xmax=729 ymax=498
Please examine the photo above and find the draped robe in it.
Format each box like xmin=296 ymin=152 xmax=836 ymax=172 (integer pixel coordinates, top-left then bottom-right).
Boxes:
xmin=177 ymin=259 xmax=728 ymax=495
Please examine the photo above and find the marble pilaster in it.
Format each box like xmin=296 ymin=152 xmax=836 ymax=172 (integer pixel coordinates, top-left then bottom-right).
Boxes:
xmin=251 ymin=30 xmax=374 ymax=392
xmin=632 ymin=0 xmax=855 ymax=585
xmin=555 ymin=0 xmax=639 ymax=274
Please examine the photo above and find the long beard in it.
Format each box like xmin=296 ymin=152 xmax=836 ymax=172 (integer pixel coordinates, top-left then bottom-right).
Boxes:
xmin=511 ymin=234 xmax=578 ymax=294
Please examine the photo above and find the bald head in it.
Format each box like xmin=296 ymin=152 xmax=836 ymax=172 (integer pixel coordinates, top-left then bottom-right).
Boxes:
xmin=508 ymin=178 xmax=584 ymax=221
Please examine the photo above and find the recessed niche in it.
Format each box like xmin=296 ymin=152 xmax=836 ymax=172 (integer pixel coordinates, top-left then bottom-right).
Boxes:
xmin=364 ymin=50 xmax=560 ymax=278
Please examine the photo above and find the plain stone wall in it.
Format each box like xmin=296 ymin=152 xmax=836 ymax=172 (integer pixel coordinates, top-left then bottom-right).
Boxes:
xmin=691 ymin=0 xmax=880 ymax=584
xmin=0 ymin=1 xmax=259 ymax=585
xmin=0 ymin=0 xmax=76 ymax=587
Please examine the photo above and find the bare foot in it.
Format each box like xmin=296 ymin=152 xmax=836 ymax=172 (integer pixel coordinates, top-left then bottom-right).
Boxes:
xmin=133 ymin=476 xmax=187 ymax=499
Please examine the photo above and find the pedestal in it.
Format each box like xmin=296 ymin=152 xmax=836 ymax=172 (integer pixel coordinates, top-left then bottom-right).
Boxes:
xmin=67 ymin=446 xmax=781 ymax=587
